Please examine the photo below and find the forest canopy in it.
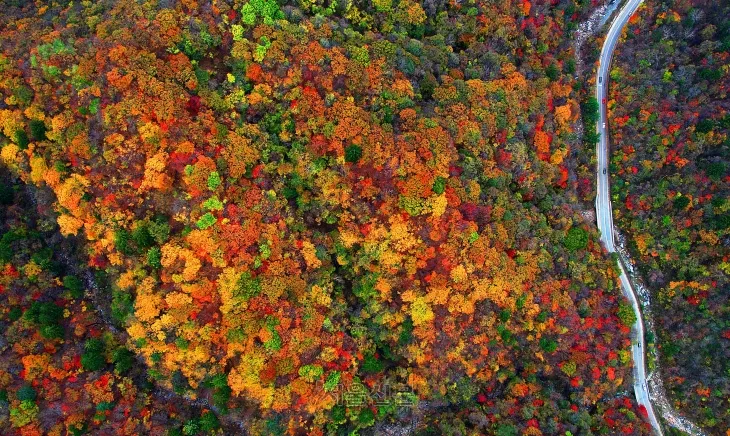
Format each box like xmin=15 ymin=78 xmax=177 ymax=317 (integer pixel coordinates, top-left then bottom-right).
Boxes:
xmin=0 ymin=0 xmax=653 ymax=434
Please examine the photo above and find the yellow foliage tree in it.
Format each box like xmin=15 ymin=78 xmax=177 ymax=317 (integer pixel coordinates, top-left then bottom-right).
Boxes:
xmin=411 ymin=296 xmax=434 ymax=326
xmin=57 ymin=214 xmax=85 ymax=236
xmin=135 ymin=291 xmax=163 ymax=322
xmin=57 ymin=174 xmax=90 ymax=215
xmin=554 ymin=104 xmax=573 ymax=132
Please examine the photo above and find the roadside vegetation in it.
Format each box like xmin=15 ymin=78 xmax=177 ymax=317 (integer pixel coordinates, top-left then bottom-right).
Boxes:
xmin=610 ymin=0 xmax=730 ymax=430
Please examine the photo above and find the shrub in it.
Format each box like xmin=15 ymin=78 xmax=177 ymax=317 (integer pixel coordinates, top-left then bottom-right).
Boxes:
xmin=695 ymin=119 xmax=714 ymax=134
xmin=581 ymin=96 xmax=599 ymax=127
xmin=353 ymin=273 xmax=378 ymax=300
xmin=345 ymin=144 xmax=363 ymax=163
xmin=699 ymin=67 xmax=722 ymax=82
xmin=203 ymin=196 xmax=224 ymax=211
xmin=324 ymin=371 xmax=341 ymax=392
xmin=361 ymin=353 xmax=384 ymax=374
xmin=373 ymin=0 xmax=392 ymax=12
xmin=182 ymin=420 xmax=199 ymax=436
xmin=234 ymin=272 xmax=261 ymax=300
xmin=16 ymin=385 xmax=36 ymax=402
xmin=81 ymin=339 xmax=106 ymax=371
xmin=545 ymin=63 xmax=559 ymax=81
xmin=199 ymin=411 xmax=220 ymax=432
xmin=211 ymin=379 xmax=231 ymax=409
xmin=14 ymin=129 xmax=29 ymax=149
xmin=564 ymin=227 xmax=588 ymax=251
xmin=561 ymin=361 xmax=577 ymax=376
xmin=113 ymin=348 xmax=134 ymax=374
xmin=131 ymin=223 xmax=154 ymax=249
xmin=25 ymin=301 xmax=62 ymax=326
xmin=12 ymin=86 xmax=33 ymax=105
xmin=147 ymin=247 xmax=162 ymax=269
xmin=0 ymin=182 xmax=14 ymax=205
xmin=241 ymin=0 xmax=284 ymax=26
xmin=207 ymin=171 xmax=221 ymax=190
xmin=331 ymin=405 xmax=347 ymax=424
xmin=263 ymin=330 xmax=282 ymax=352
xmin=9 ymin=400 xmax=38 ymax=428
xmin=432 ymin=176 xmax=447 ymax=194
xmin=147 ymin=218 xmax=170 ymax=243
xmin=714 ymin=213 xmax=730 ymax=230
xmin=705 ymin=162 xmax=726 ymax=181
xmin=496 ymin=424 xmax=518 ymax=436
xmin=617 ymin=302 xmax=636 ymax=327
xmin=196 ymin=212 xmax=217 ymax=229
xmin=398 ymin=317 xmax=414 ymax=345
xmin=539 ymin=337 xmax=558 ymax=353
xmin=111 ymin=288 xmax=134 ymax=323
xmin=298 ymin=364 xmax=324 ymax=382
xmin=29 ymin=120 xmax=46 ymax=140
xmin=114 ymin=229 xmax=133 ymax=255
xmin=40 ymin=324 xmax=64 ymax=339
xmin=8 ymin=307 xmax=22 ymax=321
xmin=63 ymin=275 xmax=84 ymax=299
xmin=673 ymin=195 xmax=690 ymax=210
xmin=357 ymin=408 xmax=376 ymax=427
xmin=31 ymin=247 xmax=54 ymax=270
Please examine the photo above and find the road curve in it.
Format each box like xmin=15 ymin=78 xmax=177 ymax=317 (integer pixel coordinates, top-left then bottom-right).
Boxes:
xmin=593 ymin=0 xmax=663 ymax=434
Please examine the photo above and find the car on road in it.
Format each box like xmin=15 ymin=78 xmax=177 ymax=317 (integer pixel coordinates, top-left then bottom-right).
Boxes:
xmin=599 ymin=76 xmax=602 ymax=83
xmin=603 ymin=122 xmax=606 ymax=128
xmin=602 ymin=98 xmax=606 ymax=104
xmin=603 ymin=168 xmax=607 ymax=175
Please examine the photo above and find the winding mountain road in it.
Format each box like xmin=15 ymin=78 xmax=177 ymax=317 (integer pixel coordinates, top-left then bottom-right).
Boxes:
xmin=593 ymin=0 xmax=663 ymax=434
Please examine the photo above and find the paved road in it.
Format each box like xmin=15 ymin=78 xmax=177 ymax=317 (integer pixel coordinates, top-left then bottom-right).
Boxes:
xmin=593 ymin=0 xmax=663 ymax=434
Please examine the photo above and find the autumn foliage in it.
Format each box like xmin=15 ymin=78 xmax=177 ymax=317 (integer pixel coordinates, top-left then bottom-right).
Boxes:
xmin=0 ymin=0 xmax=651 ymax=434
